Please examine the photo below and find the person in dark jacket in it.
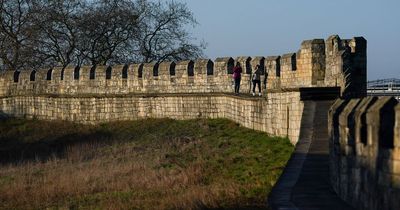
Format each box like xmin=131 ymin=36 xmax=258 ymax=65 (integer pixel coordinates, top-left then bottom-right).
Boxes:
xmin=252 ymin=65 xmax=262 ymax=96
xmin=233 ymin=62 xmax=242 ymax=95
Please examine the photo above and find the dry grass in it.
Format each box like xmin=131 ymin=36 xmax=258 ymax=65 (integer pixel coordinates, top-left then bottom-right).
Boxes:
xmin=0 ymin=118 xmax=293 ymax=210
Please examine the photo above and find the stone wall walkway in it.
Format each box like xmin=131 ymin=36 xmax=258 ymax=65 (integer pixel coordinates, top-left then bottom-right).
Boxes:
xmin=268 ymin=100 xmax=354 ymax=210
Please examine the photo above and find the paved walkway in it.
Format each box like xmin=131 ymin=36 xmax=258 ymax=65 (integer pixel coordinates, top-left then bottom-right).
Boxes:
xmin=268 ymin=100 xmax=354 ymax=210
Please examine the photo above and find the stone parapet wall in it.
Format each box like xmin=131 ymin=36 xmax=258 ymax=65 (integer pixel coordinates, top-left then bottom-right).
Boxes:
xmin=329 ymin=97 xmax=400 ymax=210
xmin=0 ymin=35 xmax=366 ymax=99
xmin=0 ymin=92 xmax=304 ymax=144
xmin=0 ymin=33 xmax=368 ymax=148
xmin=325 ymin=35 xmax=367 ymax=98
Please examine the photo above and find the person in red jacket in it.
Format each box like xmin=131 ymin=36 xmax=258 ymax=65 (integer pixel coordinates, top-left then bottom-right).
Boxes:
xmin=233 ymin=62 xmax=242 ymax=95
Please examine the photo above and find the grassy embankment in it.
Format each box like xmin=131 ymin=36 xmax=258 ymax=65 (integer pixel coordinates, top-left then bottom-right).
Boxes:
xmin=0 ymin=118 xmax=293 ymax=210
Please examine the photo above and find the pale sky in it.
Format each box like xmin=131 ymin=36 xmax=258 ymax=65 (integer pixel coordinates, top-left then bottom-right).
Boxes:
xmin=178 ymin=0 xmax=400 ymax=80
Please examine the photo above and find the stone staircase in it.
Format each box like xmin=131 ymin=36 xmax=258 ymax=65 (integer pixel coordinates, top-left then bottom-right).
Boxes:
xmin=268 ymin=100 xmax=354 ymax=210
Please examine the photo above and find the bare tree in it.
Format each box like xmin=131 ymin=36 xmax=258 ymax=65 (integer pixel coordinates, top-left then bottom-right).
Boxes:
xmin=76 ymin=0 xmax=141 ymax=65
xmin=0 ymin=0 xmax=205 ymax=71
xmin=0 ymin=0 xmax=40 ymax=71
xmin=33 ymin=0 xmax=85 ymax=68
xmin=135 ymin=0 xmax=205 ymax=63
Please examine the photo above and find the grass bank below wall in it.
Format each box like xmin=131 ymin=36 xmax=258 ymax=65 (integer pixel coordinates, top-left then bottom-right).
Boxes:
xmin=0 ymin=118 xmax=293 ymax=210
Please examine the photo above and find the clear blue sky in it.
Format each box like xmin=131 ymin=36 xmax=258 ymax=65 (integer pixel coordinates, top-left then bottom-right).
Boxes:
xmin=177 ymin=0 xmax=400 ymax=80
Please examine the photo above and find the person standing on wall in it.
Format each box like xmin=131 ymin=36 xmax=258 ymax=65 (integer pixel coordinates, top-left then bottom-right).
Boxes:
xmin=263 ymin=67 xmax=268 ymax=92
xmin=252 ymin=65 xmax=262 ymax=96
xmin=233 ymin=62 xmax=242 ymax=95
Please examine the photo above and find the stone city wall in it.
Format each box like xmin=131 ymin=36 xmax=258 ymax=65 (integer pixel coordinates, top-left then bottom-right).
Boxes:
xmin=0 ymin=34 xmax=366 ymax=145
xmin=329 ymin=96 xmax=400 ymax=210
xmin=0 ymin=91 xmax=304 ymax=144
xmin=0 ymin=35 xmax=366 ymax=98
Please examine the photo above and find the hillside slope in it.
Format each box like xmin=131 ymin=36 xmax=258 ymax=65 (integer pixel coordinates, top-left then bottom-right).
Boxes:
xmin=0 ymin=118 xmax=293 ymax=210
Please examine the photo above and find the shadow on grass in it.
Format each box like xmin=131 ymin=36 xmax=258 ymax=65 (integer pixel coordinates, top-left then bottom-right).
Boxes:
xmin=0 ymin=118 xmax=114 ymax=165
xmin=205 ymin=207 xmax=268 ymax=210
xmin=0 ymin=117 xmax=289 ymax=209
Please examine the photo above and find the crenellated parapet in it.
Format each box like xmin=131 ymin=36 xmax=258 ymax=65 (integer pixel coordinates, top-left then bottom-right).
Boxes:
xmin=0 ymin=34 xmax=369 ymax=153
xmin=325 ymin=35 xmax=367 ymax=98
xmin=266 ymin=56 xmax=280 ymax=90
xmin=329 ymin=97 xmax=400 ymax=210
xmin=0 ymin=35 xmax=366 ymax=98
xmin=280 ymin=53 xmax=297 ymax=87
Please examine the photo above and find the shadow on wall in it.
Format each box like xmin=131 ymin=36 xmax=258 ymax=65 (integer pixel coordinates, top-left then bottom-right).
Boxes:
xmin=0 ymin=110 xmax=10 ymax=120
xmin=329 ymin=96 xmax=400 ymax=210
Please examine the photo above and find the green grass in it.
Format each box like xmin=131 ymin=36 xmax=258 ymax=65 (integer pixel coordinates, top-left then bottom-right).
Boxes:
xmin=0 ymin=118 xmax=293 ymax=210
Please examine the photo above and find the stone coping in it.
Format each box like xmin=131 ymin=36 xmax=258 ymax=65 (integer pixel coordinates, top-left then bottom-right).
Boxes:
xmin=0 ymin=87 xmax=341 ymax=100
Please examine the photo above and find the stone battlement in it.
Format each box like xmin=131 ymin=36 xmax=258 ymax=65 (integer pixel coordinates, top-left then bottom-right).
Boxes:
xmin=329 ymin=96 xmax=400 ymax=210
xmin=0 ymin=35 xmax=366 ymax=97
xmin=0 ymin=35 xmax=366 ymax=145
